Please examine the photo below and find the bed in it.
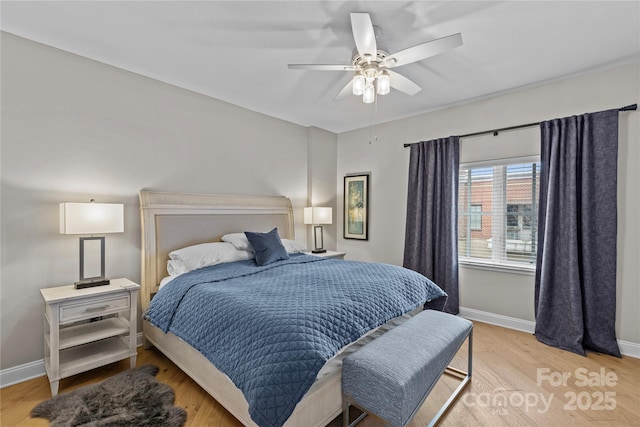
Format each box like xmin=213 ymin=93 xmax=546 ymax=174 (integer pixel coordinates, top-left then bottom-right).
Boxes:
xmin=139 ymin=190 xmax=446 ymax=427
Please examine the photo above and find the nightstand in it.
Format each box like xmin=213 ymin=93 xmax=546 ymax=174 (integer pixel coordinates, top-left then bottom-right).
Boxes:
xmin=40 ymin=278 xmax=140 ymax=396
xmin=307 ymin=250 xmax=347 ymax=260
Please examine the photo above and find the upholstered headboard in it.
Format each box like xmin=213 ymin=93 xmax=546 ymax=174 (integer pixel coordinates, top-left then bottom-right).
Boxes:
xmin=139 ymin=190 xmax=294 ymax=311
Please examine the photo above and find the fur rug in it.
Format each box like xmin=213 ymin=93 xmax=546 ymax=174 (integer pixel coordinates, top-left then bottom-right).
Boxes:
xmin=31 ymin=365 xmax=187 ymax=427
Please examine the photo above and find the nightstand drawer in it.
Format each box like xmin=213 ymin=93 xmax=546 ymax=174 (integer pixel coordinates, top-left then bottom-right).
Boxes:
xmin=60 ymin=294 xmax=130 ymax=323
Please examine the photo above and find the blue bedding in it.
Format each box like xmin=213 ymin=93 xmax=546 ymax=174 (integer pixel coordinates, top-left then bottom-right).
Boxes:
xmin=144 ymin=254 xmax=446 ymax=427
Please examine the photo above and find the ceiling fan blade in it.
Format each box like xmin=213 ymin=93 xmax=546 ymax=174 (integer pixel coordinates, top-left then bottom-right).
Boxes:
xmin=384 ymin=33 xmax=462 ymax=68
xmin=388 ymin=70 xmax=421 ymax=95
xmin=288 ymin=64 xmax=358 ymax=71
xmin=350 ymin=13 xmax=377 ymax=60
xmin=334 ymin=80 xmax=353 ymax=101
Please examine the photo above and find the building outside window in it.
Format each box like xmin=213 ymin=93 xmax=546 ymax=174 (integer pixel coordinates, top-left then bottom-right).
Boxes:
xmin=458 ymin=159 xmax=540 ymax=268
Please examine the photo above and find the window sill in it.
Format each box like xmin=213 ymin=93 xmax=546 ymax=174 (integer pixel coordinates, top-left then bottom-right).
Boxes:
xmin=459 ymin=259 xmax=536 ymax=276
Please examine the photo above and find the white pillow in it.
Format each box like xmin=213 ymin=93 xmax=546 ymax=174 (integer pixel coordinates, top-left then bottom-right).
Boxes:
xmin=168 ymin=242 xmax=253 ymax=274
xmin=221 ymin=233 xmax=253 ymax=251
xmin=222 ymin=233 xmax=308 ymax=254
xmin=282 ymin=239 xmax=308 ymax=254
xmin=167 ymin=259 xmax=188 ymax=276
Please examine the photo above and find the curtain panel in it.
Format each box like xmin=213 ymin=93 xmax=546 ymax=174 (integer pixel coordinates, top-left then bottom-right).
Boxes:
xmin=535 ymin=109 xmax=621 ymax=357
xmin=403 ymin=137 xmax=460 ymax=314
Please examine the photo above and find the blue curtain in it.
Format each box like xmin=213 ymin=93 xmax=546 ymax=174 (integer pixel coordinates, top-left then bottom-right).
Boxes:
xmin=403 ymin=137 xmax=459 ymax=314
xmin=535 ymin=109 xmax=621 ymax=357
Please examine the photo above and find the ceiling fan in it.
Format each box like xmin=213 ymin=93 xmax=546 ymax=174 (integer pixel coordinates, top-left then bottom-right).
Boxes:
xmin=288 ymin=13 xmax=462 ymax=103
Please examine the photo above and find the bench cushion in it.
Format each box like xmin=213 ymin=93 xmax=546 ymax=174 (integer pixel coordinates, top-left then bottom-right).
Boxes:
xmin=342 ymin=310 xmax=472 ymax=426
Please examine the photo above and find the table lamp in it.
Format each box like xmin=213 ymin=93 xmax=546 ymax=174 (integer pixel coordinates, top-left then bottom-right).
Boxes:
xmin=60 ymin=200 xmax=124 ymax=289
xmin=303 ymin=207 xmax=332 ymax=253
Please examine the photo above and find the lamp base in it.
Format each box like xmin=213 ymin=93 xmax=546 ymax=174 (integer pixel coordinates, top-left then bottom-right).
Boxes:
xmin=312 ymin=249 xmax=327 ymax=254
xmin=75 ymin=278 xmax=110 ymax=289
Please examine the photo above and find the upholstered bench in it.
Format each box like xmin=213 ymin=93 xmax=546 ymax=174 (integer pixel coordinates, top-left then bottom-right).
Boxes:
xmin=342 ymin=310 xmax=473 ymax=427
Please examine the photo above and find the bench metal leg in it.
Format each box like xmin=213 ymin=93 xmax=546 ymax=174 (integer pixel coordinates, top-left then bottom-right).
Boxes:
xmin=343 ymin=398 xmax=368 ymax=427
xmin=427 ymin=328 xmax=473 ymax=427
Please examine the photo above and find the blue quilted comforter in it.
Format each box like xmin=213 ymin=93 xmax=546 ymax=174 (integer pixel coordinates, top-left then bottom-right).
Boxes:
xmin=144 ymin=254 xmax=446 ymax=427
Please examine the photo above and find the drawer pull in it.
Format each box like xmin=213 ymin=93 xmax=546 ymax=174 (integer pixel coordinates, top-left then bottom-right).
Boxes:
xmin=84 ymin=305 xmax=109 ymax=313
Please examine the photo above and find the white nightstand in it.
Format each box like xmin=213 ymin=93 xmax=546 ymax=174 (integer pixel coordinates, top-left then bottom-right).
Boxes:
xmin=40 ymin=278 xmax=140 ymax=396
xmin=307 ymin=250 xmax=347 ymax=260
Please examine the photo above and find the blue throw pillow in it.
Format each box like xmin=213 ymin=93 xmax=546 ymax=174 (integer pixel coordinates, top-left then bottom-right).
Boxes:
xmin=244 ymin=228 xmax=290 ymax=266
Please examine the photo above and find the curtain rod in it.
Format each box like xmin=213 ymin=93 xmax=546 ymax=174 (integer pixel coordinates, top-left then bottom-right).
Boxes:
xmin=403 ymin=104 xmax=637 ymax=148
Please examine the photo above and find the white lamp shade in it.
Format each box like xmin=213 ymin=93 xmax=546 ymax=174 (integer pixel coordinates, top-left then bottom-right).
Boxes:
xmin=363 ymin=84 xmax=375 ymax=104
xmin=352 ymin=74 xmax=365 ymax=96
xmin=377 ymin=72 xmax=390 ymax=95
xmin=303 ymin=207 xmax=332 ymax=225
xmin=60 ymin=202 xmax=124 ymax=235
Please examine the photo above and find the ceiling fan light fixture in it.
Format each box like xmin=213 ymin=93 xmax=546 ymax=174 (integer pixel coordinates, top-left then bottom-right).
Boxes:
xmin=377 ymin=71 xmax=390 ymax=95
xmin=352 ymin=74 xmax=365 ymax=96
xmin=363 ymin=84 xmax=375 ymax=104
xmin=289 ymin=13 xmax=461 ymax=105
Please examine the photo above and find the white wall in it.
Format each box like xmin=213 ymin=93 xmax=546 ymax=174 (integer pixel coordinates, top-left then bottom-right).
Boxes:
xmin=307 ymin=127 xmax=338 ymax=250
xmin=0 ymin=33 xmax=338 ymax=370
xmin=337 ymin=63 xmax=640 ymax=345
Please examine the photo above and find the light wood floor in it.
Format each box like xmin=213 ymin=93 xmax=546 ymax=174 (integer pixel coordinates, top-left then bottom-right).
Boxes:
xmin=2 ymin=321 xmax=639 ymax=426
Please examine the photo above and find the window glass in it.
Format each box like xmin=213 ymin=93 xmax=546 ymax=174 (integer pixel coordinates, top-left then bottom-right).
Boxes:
xmin=458 ymin=159 xmax=540 ymax=268
xmin=469 ymin=204 xmax=482 ymax=230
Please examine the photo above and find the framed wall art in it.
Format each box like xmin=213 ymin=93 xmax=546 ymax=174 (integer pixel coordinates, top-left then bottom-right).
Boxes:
xmin=343 ymin=174 xmax=369 ymax=240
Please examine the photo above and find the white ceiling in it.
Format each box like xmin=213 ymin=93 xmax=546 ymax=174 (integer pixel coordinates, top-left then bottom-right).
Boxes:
xmin=2 ymin=1 xmax=639 ymax=133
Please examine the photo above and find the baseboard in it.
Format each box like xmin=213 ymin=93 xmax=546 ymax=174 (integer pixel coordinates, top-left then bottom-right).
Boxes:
xmin=459 ymin=307 xmax=536 ymax=333
xmin=617 ymin=340 xmax=640 ymax=358
xmin=1 ymin=332 xmax=145 ymax=388
xmin=0 ymin=359 xmax=46 ymax=388
xmin=459 ymin=306 xmax=640 ymax=358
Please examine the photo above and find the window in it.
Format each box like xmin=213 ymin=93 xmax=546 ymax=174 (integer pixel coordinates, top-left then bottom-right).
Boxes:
xmin=458 ymin=159 xmax=540 ymax=268
xmin=469 ymin=204 xmax=482 ymax=230
xmin=506 ymin=204 xmax=520 ymax=227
